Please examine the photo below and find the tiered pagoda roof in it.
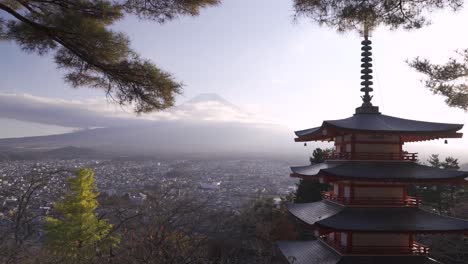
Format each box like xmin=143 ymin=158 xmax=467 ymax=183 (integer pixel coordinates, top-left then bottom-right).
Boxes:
xmin=288 ymin=201 xmax=468 ymax=233
xmin=278 ymin=32 xmax=468 ymax=264
xmin=278 ymin=240 xmax=441 ymax=264
xmin=295 ymin=114 xmax=463 ymax=143
xmin=291 ymin=161 xmax=468 ymax=182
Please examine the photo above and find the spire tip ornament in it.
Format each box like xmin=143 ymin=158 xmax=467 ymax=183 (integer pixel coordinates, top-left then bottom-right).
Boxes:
xmin=356 ymin=23 xmax=380 ymax=114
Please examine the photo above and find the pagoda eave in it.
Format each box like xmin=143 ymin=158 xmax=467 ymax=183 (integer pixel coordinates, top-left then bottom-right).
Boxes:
xmin=287 ymin=202 xmax=468 ymax=234
xmin=295 ymin=131 xmax=463 ymax=143
xmin=277 ymin=240 xmax=340 ymax=264
xmin=290 ymin=161 xmax=468 ymax=183
xmin=278 ymin=240 xmax=440 ymax=264
xmin=294 ymin=114 xmax=464 ymax=143
xmin=292 ymin=173 xmax=468 ymax=184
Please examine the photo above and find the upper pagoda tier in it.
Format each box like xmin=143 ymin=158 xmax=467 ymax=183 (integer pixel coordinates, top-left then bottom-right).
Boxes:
xmin=295 ymin=113 xmax=463 ymax=143
xmin=294 ymin=35 xmax=463 ymax=144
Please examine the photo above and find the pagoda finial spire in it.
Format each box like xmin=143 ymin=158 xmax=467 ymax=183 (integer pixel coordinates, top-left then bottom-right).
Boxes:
xmin=356 ymin=23 xmax=380 ymax=114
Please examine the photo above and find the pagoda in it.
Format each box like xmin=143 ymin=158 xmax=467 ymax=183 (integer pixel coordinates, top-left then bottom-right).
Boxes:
xmin=278 ymin=33 xmax=468 ymax=264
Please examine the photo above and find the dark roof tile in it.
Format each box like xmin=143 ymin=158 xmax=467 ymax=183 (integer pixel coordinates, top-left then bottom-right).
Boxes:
xmin=287 ymin=201 xmax=342 ymax=225
xmin=316 ymin=207 xmax=468 ymax=232
xmin=295 ymin=113 xmax=463 ymax=141
xmin=277 ymin=240 xmax=340 ymax=264
xmin=291 ymin=161 xmax=468 ymax=181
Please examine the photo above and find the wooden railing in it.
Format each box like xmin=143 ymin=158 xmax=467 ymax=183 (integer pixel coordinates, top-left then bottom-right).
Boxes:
xmin=325 ymin=152 xmax=418 ymax=161
xmin=321 ymin=191 xmax=421 ymax=207
xmin=412 ymin=242 xmax=430 ymax=255
xmin=321 ymin=237 xmax=429 ymax=255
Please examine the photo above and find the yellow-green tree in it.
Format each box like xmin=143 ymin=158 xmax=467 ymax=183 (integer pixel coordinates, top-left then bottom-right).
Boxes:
xmin=44 ymin=168 xmax=118 ymax=259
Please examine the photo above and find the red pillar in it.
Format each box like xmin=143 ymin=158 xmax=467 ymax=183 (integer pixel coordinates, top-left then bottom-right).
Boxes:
xmin=347 ymin=232 xmax=353 ymax=254
xmin=351 ymin=134 xmax=356 ymax=159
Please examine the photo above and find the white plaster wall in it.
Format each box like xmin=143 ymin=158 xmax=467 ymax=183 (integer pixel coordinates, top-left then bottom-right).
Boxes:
xmin=341 ymin=233 xmax=348 ymax=246
xmin=352 ymin=233 xmax=409 ymax=247
xmin=355 ymin=143 xmax=400 ymax=153
xmin=333 ymin=183 xmax=339 ymax=195
xmin=334 ymin=144 xmax=341 ymax=153
xmin=354 ymin=187 xmax=403 ymax=198
xmin=346 ymin=144 xmax=352 ymax=152
xmin=344 ymin=186 xmax=351 ymax=198
xmin=355 ymin=135 xmax=399 ymax=142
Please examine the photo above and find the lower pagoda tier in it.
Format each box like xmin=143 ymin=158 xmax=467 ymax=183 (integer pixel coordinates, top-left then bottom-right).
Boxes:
xmin=277 ymin=240 xmax=442 ymax=264
xmin=287 ymin=201 xmax=468 ymax=233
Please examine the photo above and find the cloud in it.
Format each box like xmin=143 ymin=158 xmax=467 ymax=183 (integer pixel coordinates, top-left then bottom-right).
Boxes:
xmin=0 ymin=93 xmax=266 ymax=128
xmin=0 ymin=93 xmax=139 ymax=128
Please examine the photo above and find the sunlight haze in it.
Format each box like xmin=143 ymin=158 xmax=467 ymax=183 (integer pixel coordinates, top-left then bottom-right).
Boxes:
xmin=1 ymin=0 xmax=468 ymax=160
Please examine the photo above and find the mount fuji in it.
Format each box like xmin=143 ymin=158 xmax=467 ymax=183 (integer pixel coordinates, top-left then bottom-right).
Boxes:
xmin=0 ymin=94 xmax=303 ymax=159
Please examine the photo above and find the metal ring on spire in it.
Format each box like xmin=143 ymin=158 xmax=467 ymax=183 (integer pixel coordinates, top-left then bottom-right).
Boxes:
xmin=360 ymin=37 xmax=373 ymax=107
xmin=355 ymin=25 xmax=380 ymax=114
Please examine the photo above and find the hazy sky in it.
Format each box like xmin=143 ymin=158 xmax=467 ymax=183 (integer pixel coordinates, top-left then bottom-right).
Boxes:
xmin=1 ymin=0 xmax=468 ymax=158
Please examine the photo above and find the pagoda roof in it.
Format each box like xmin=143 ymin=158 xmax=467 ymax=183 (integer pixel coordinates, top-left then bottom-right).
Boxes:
xmin=295 ymin=113 xmax=463 ymax=142
xmin=338 ymin=256 xmax=440 ymax=264
xmin=291 ymin=161 xmax=468 ymax=182
xmin=278 ymin=240 xmax=440 ymax=264
xmin=288 ymin=201 xmax=468 ymax=233
xmin=277 ymin=240 xmax=340 ymax=264
xmin=318 ymin=207 xmax=468 ymax=232
xmin=287 ymin=200 xmax=342 ymax=226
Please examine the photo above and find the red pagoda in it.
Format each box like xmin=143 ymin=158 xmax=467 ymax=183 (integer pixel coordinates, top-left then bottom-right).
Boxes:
xmin=278 ymin=35 xmax=468 ymax=264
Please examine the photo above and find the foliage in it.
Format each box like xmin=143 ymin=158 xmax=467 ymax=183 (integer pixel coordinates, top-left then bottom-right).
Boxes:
xmin=427 ymin=154 xmax=460 ymax=170
xmin=43 ymin=168 xmax=118 ymax=260
xmin=409 ymin=51 xmax=468 ymax=110
xmin=308 ymin=147 xmax=332 ymax=164
xmin=0 ymin=167 xmax=69 ymax=264
xmin=0 ymin=0 xmax=219 ymax=113
xmin=410 ymin=154 xmax=463 ymax=215
xmin=238 ymin=198 xmax=297 ymax=243
xmin=410 ymin=154 xmax=468 ymax=263
xmin=107 ymin=185 xmax=293 ymax=264
xmin=0 ymin=170 xmax=296 ymax=264
xmin=294 ymin=148 xmax=331 ymax=203
xmin=114 ymin=192 xmax=213 ymax=263
xmin=215 ymin=197 xmax=296 ymax=264
xmin=293 ymin=0 xmax=463 ymax=32
xmin=292 ymin=1 xmax=468 ymax=111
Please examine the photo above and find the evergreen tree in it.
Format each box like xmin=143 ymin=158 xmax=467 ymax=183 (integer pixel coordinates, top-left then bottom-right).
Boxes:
xmin=416 ymin=156 xmax=468 ymax=264
xmin=293 ymin=0 xmax=462 ymax=32
xmin=44 ymin=168 xmax=118 ymax=259
xmin=427 ymin=154 xmax=442 ymax=168
xmin=412 ymin=154 xmax=461 ymax=215
xmin=294 ymin=148 xmax=331 ymax=203
xmin=409 ymin=48 xmax=468 ymax=111
xmin=0 ymin=0 xmax=219 ymax=113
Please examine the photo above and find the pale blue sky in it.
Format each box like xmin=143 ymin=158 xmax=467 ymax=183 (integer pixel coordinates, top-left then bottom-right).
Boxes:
xmin=1 ymin=0 xmax=468 ymax=158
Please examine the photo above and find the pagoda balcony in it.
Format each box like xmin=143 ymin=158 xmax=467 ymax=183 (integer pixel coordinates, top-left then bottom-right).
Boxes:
xmin=321 ymin=191 xmax=422 ymax=207
xmin=325 ymin=152 xmax=418 ymax=161
xmin=321 ymin=237 xmax=429 ymax=256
